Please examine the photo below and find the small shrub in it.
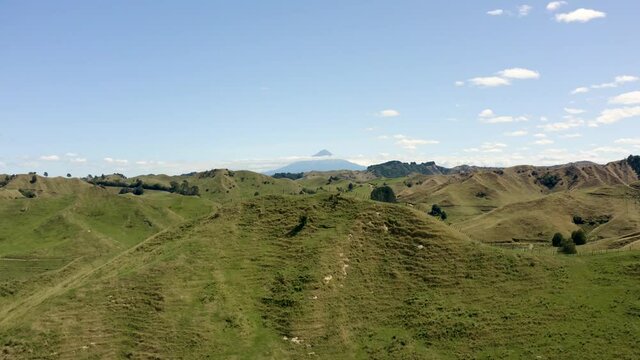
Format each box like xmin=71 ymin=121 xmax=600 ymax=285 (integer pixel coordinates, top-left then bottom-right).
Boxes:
xmin=572 ymin=215 xmax=584 ymax=225
xmin=132 ymin=186 xmax=144 ymax=196
xmin=288 ymin=215 xmax=308 ymax=236
xmin=18 ymin=189 xmax=36 ymax=198
xmin=560 ymin=238 xmax=577 ymax=254
xmin=551 ymin=232 xmax=564 ymax=247
xmin=29 ymin=175 xmax=37 ymax=184
xmin=571 ymin=229 xmax=587 ymax=245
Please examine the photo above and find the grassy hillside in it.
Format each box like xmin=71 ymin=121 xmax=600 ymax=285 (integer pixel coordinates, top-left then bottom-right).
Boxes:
xmin=1 ymin=192 xmax=639 ymax=359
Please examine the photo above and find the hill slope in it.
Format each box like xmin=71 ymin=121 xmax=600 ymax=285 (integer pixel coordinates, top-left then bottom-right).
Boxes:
xmin=1 ymin=194 xmax=640 ymax=359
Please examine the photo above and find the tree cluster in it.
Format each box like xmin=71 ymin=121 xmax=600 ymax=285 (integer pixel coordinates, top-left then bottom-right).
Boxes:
xmin=627 ymin=155 xmax=640 ymax=177
xmin=537 ymin=173 xmax=561 ymax=189
xmin=272 ymin=172 xmax=304 ymax=180
xmin=428 ymin=204 xmax=447 ymax=221
xmin=551 ymin=229 xmax=586 ymax=254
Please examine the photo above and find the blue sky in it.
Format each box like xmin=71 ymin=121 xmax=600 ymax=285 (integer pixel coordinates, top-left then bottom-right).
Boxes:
xmin=1 ymin=0 xmax=639 ymax=176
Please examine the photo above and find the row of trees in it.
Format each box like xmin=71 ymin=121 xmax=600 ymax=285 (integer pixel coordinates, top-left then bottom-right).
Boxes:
xmin=551 ymin=229 xmax=587 ymax=254
xmin=87 ymin=177 xmax=199 ymax=196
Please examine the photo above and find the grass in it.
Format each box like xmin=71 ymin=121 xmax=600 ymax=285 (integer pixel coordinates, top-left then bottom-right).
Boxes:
xmin=0 ymin=171 xmax=639 ymax=358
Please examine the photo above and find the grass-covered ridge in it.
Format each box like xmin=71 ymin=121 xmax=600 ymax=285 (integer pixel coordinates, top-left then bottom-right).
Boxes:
xmin=1 ymin=190 xmax=639 ymax=358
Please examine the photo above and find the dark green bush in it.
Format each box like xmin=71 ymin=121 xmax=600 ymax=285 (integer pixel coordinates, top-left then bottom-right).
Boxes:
xmin=627 ymin=155 xmax=640 ymax=177
xmin=428 ymin=204 xmax=447 ymax=221
xmin=370 ymin=186 xmax=396 ymax=203
xmin=18 ymin=189 xmax=36 ymax=198
xmin=537 ymin=173 xmax=561 ymax=189
xmin=560 ymin=238 xmax=577 ymax=254
xmin=551 ymin=232 xmax=564 ymax=247
xmin=571 ymin=229 xmax=587 ymax=245
xmin=272 ymin=172 xmax=304 ymax=180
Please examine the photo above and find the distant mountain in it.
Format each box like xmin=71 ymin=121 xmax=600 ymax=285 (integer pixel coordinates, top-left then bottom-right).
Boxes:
xmin=265 ymin=159 xmax=365 ymax=175
xmin=313 ymin=149 xmax=332 ymax=157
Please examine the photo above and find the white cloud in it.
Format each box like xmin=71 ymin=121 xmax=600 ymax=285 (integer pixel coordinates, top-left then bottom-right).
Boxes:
xmin=571 ymin=87 xmax=589 ymax=95
xmin=609 ymin=91 xmax=640 ymax=105
xmin=466 ymin=67 xmax=539 ymax=88
xmin=70 ymin=158 xmax=87 ymax=163
xmin=64 ymin=152 xmax=78 ymax=157
xmin=546 ymin=1 xmax=567 ymax=11
xmin=469 ymin=76 xmax=511 ymax=87
xmin=504 ymin=130 xmax=528 ymax=137
xmin=555 ymin=8 xmax=606 ymax=23
xmin=479 ymin=109 xmax=528 ymax=124
xmin=104 ymin=157 xmax=129 ymax=165
xmin=538 ymin=118 xmax=585 ymax=132
xmin=485 ymin=116 xmax=528 ymax=124
xmin=614 ymin=75 xmax=639 ymax=84
xmin=592 ymin=76 xmax=639 ymax=89
xmin=40 ymin=155 xmax=60 ymax=161
xmin=615 ymin=138 xmax=640 ymax=145
xmin=393 ymin=134 xmax=439 ymax=150
xmin=454 ymin=80 xmax=465 ymax=87
xmin=595 ymin=106 xmax=640 ymax=125
xmin=590 ymin=146 xmax=630 ymax=154
xmin=498 ymin=68 xmax=540 ymax=80
xmin=540 ymin=116 xmax=549 ymax=122
xmin=533 ymin=133 xmax=547 ymax=138
xmin=564 ymin=107 xmax=585 ymax=114
xmin=478 ymin=109 xmax=495 ymax=118
xmin=465 ymin=142 xmax=507 ymax=153
xmin=560 ymin=133 xmax=582 ymax=138
xmin=518 ymin=5 xmax=533 ymax=17
xmin=487 ymin=9 xmax=504 ymax=16
xmin=534 ymin=139 xmax=554 ymax=145
xmin=377 ymin=109 xmax=400 ymax=118
xmin=574 ymin=75 xmax=638 ymax=94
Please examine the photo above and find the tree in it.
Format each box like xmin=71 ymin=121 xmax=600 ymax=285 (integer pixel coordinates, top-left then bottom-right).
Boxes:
xmin=571 ymin=229 xmax=587 ymax=245
xmin=348 ymin=183 xmax=355 ymax=192
xmin=370 ymin=186 xmax=396 ymax=203
xmin=29 ymin=175 xmax=37 ymax=184
xmin=551 ymin=232 xmax=564 ymax=247
xmin=43 ymin=172 xmax=48 ymax=177
xmin=67 ymin=173 xmax=72 ymax=178
xmin=132 ymin=186 xmax=144 ymax=196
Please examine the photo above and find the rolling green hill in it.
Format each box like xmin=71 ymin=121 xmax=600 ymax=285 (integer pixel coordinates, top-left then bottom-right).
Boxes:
xmin=1 ymin=161 xmax=640 ymax=359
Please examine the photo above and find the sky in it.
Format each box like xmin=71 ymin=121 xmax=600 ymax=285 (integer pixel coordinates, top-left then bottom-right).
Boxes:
xmin=1 ymin=0 xmax=639 ymax=176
